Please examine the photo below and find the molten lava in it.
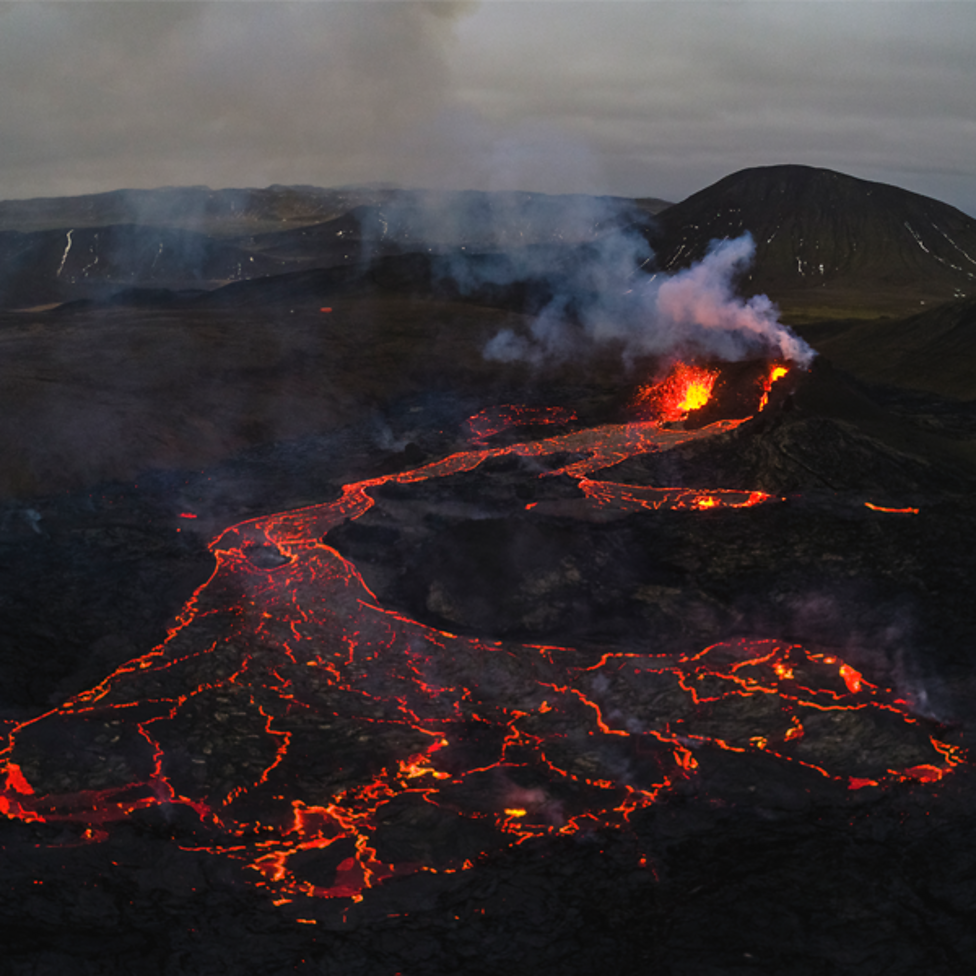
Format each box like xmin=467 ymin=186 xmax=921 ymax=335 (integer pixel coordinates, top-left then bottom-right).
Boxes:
xmin=865 ymin=502 xmax=920 ymax=515
xmin=758 ymin=364 xmax=789 ymax=412
xmin=465 ymin=404 xmax=578 ymax=445
xmin=0 ymin=360 xmax=962 ymax=913
xmin=632 ymin=362 xmax=719 ymax=423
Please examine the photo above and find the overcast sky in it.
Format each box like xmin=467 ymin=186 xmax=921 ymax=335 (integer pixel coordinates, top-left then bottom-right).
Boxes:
xmin=2 ymin=1 xmax=975 ymax=215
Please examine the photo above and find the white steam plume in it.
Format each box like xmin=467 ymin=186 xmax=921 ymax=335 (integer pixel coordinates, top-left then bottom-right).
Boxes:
xmin=652 ymin=235 xmax=813 ymax=365
xmin=356 ymin=189 xmax=814 ymax=368
xmin=484 ymin=228 xmax=815 ymax=368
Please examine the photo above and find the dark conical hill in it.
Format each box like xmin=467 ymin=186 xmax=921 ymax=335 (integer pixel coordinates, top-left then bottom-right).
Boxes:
xmin=651 ymin=165 xmax=976 ymax=317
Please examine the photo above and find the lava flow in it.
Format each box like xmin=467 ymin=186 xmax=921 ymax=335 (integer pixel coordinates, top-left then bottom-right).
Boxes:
xmin=0 ymin=360 xmax=962 ymax=910
xmin=465 ymin=404 xmax=578 ymax=445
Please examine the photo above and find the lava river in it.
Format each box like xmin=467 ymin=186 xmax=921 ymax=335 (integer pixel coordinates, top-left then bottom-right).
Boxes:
xmin=0 ymin=364 xmax=964 ymax=907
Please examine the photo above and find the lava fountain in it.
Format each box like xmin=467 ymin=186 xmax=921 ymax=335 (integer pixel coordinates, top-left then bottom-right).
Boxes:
xmin=631 ymin=362 xmax=720 ymax=423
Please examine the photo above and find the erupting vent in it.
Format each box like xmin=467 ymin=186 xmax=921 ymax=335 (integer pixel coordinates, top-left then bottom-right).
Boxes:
xmin=0 ymin=361 xmax=962 ymax=910
xmin=631 ymin=363 xmax=720 ymax=423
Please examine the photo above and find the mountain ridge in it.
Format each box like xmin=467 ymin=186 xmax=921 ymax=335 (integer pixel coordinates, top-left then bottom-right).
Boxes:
xmin=650 ymin=164 xmax=976 ymax=316
xmin=4 ymin=165 xmax=976 ymax=331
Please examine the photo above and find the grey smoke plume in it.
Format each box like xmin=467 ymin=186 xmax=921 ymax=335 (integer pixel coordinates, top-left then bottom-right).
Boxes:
xmin=356 ymin=188 xmax=814 ymax=367
xmin=483 ymin=227 xmax=815 ymax=368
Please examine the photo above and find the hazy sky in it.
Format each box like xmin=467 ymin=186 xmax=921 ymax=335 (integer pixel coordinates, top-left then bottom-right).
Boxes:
xmin=2 ymin=1 xmax=975 ymax=214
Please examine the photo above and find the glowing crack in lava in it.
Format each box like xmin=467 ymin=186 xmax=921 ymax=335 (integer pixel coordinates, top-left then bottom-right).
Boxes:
xmin=0 ymin=362 xmax=962 ymax=907
xmin=464 ymin=404 xmax=578 ymax=445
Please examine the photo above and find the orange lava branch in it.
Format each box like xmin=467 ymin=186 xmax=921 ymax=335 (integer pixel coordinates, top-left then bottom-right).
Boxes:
xmin=4 ymin=763 xmax=34 ymax=795
xmin=865 ymin=502 xmax=920 ymax=515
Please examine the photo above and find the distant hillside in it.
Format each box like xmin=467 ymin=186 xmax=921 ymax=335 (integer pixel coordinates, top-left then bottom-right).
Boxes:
xmin=798 ymin=296 xmax=976 ymax=401
xmin=0 ymin=185 xmax=398 ymax=237
xmin=5 ymin=171 xmax=976 ymax=321
xmin=632 ymin=196 xmax=673 ymax=216
xmin=0 ymin=224 xmax=291 ymax=308
xmin=0 ymin=186 xmax=649 ymax=308
xmin=239 ymin=190 xmax=644 ymax=265
xmin=651 ymin=165 xmax=976 ymax=317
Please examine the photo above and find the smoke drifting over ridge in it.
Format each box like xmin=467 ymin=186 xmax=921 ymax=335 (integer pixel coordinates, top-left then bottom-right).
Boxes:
xmin=474 ymin=220 xmax=816 ymax=369
xmin=652 ymin=235 xmax=814 ymax=364
xmin=352 ymin=191 xmax=813 ymax=370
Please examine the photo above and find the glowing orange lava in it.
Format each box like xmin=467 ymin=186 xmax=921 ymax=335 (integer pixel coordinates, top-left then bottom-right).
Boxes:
xmin=632 ymin=363 xmax=719 ymax=423
xmin=758 ymin=364 xmax=789 ymax=412
xmin=465 ymin=404 xmax=578 ymax=445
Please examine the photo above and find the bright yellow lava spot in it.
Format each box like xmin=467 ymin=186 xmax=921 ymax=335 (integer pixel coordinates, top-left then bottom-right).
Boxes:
xmin=678 ymin=379 xmax=714 ymax=413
